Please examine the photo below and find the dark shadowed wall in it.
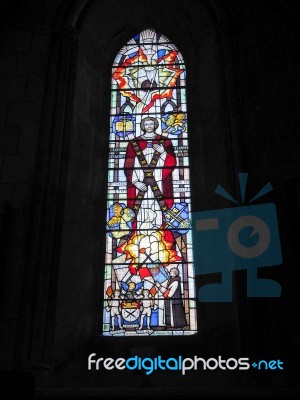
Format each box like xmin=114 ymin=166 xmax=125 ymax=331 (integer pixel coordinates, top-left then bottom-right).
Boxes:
xmin=0 ymin=0 xmax=299 ymax=398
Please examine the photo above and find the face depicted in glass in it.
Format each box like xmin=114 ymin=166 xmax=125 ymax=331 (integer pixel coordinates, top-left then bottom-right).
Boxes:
xmin=144 ymin=120 xmax=155 ymax=133
xmin=140 ymin=117 xmax=158 ymax=136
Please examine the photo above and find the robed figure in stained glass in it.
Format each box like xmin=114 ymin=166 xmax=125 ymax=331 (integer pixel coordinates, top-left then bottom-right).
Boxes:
xmin=124 ymin=116 xmax=176 ymax=231
xmin=156 ymin=267 xmax=187 ymax=328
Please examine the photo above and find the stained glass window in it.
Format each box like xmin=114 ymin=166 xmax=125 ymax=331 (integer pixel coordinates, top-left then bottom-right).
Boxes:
xmin=102 ymin=29 xmax=197 ymax=336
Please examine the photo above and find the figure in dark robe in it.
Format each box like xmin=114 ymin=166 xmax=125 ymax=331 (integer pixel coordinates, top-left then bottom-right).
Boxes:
xmin=163 ymin=267 xmax=187 ymax=328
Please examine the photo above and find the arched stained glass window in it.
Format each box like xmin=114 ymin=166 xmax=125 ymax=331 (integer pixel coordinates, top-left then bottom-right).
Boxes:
xmin=103 ymin=29 xmax=197 ymax=336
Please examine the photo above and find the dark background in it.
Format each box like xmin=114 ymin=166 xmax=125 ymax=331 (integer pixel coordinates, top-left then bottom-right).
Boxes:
xmin=0 ymin=0 xmax=299 ymax=399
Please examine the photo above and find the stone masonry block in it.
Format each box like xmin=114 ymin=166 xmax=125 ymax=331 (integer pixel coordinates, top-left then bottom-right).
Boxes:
xmin=0 ymin=54 xmax=18 ymax=75
xmin=25 ymin=75 xmax=45 ymax=101
xmin=17 ymin=34 xmax=50 ymax=77
xmin=0 ymin=320 xmax=17 ymax=369
xmin=0 ymin=31 xmax=32 ymax=53
xmin=1 ymin=154 xmax=35 ymax=183
xmin=0 ymin=103 xmax=8 ymax=127
xmin=0 ymin=183 xmax=14 ymax=204
xmin=0 ymin=77 xmax=27 ymax=102
xmin=0 ymin=128 xmax=20 ymax=156
xmin=7 ymin=101 xmax=42 ymax=128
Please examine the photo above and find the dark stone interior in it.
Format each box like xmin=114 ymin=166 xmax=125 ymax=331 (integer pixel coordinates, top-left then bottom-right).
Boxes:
xmin=0 ymin=0 xmax=299 ymax=398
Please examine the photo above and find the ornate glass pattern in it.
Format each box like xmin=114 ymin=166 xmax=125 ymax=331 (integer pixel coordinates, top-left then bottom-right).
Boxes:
xmin=103 ymin=29 xmax=197 ymax=336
